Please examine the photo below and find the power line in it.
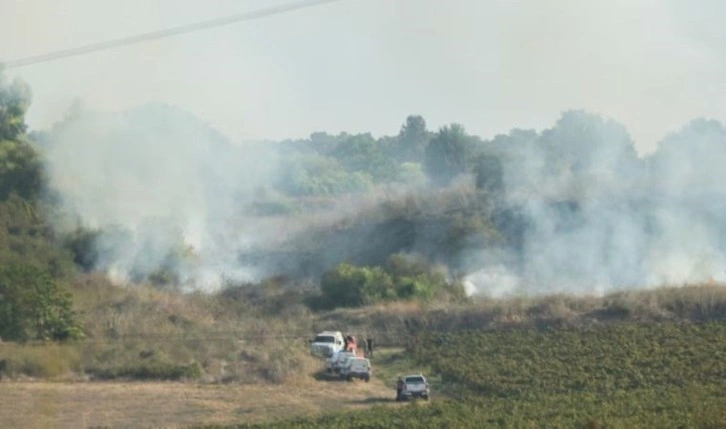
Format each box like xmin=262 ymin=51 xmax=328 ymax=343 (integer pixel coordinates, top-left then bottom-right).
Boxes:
xmin=3 ymin=0 xmax=347 ymax=69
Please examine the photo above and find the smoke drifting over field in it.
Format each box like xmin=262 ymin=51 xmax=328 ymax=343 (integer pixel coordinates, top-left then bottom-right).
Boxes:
xmin=42 ymin=104 xmax=726 ymax=297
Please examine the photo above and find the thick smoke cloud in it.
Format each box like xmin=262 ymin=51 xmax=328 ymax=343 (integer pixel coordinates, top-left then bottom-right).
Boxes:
xmin=465 ymin=113 xmax=726 ymax=297
xmin=41 ymin=102 xmax=726 ymax=298
xmin=44 ymin=103 xmax=283 ymax=289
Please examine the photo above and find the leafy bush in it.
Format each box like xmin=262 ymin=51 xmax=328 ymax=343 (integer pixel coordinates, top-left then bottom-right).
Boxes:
xmin=0 ymin=196 xmax=76 ymax=279
xmin=0 ymin=264 xmax=83 ymax=342
xmin=0 ymin=139 xmax=43 ymax=201
xmin=317 ymin=255 xmax=466 ymax=309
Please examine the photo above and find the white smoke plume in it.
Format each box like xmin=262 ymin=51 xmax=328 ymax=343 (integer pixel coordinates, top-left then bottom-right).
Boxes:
xmin=43 ymin=103 xmax=284 ymax=290
xmin=464 ymin=114 xmax=726 ymax=297
xmin=40 ymin=101 xmax=726 ymax=299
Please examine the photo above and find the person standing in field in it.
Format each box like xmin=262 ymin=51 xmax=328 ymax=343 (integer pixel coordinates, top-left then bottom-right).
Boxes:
xmin=347 ymin=335 xmax=357 ymax=354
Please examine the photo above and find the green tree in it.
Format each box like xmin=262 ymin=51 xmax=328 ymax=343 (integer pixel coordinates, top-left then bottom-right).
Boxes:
xmin=394 ymin=115 xmax=430 ymax=162
xmin=319 ymin=256 xmax=467 ymax=309
xmin=539 ymin=110 xmax=640 ymax=178
xmin=386 ymin=254 xmax=467 ymax=302
xmin=0 ymin=73 xmax=31 ymax=141
xmin=0 ymin=264 xmax=82 ymax=342
xmin=332 ymin=134 xmax=397 ymax=182
xmin=647 ymin=118 xmax=726 ymax=194
xmin=0 ymin=138 xmax=44 ymax=201
xmin=473 ymin=154 xmax=504 ymax=200
xmin=320 ymin=263 xmax=395 ymax=308
xmin=0 ymin=73 xmax=78 ymax=284
xmin=0 ymin=73 xmax=42 ymax=201
xmin=0 ymin=195 xmax=75 ymax=279
xmin=424 ymin=124 xmax=472 ymax=186
xmin=309 ymin=131 xmax=348 ymax=155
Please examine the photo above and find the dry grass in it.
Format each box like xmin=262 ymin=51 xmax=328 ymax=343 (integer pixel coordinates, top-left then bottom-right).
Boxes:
xmin=0 ymin=377 xmax=396 ymax=429
xmin=3 ymin=277 xmax=725 ymax=427
xmin=0 ymin=343 xmax=81 ymax=379
xmin=316 ymin=283 xmax=726 ymax=345
xmin=40 ymin=274 xmax=322 ymax=383
xmin=12 ymin=275 xmax=723 ymax=382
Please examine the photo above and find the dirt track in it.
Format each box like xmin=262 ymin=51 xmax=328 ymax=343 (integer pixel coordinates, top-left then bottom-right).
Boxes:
xmin=0 ymin=377 xmax=397 ymax=429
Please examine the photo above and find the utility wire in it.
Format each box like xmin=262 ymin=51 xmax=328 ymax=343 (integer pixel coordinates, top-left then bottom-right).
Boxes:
xmin=3 ymin=0 xmax=347 ymax=69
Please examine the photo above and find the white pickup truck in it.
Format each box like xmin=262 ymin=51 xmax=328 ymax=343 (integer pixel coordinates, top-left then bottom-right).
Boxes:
xmin=310 ymin=331 xmax=344 ymax=358
xmin=397 ymin=374 xmax=430 ymax=401
xmin=325 ymin=351 xmax=357 ymax=374
xmin=340 ymin=357 xmax=371 ymax=382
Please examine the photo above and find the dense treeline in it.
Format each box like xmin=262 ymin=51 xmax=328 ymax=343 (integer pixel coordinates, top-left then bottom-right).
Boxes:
xmin=45 ymin=82 xmax=726 ymax=301
xmin=3 ymin=67 xmax=726 ymax=332
xmin=245 ymin=111 xmax=726 ymax=299
xmin=272 ymin=115 xmax=496 ymax=197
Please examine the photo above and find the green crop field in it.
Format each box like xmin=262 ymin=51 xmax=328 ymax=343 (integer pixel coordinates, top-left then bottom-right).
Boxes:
xmin=200 ymin=321 xmax=726 ymax=428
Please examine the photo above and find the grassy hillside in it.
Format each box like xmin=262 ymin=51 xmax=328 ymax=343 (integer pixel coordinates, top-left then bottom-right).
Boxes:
xmin=2 ymin=278 xmax=726 ymax=384
xmin=2 ymin=282 xmax=726 ymax=427
xmin=0 ymin=274 xmax=321 ymax=383
xmin=314 ymin=283 xmax=726 ymax=346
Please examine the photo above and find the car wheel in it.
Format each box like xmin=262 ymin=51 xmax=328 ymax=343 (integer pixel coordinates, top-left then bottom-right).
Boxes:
xmin=364 ymin=376 xmax=370 ymax=382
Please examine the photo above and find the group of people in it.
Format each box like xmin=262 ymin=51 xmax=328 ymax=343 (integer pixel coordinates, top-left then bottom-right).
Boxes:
xmin=343 ymin=334 xmax=374 ymax=358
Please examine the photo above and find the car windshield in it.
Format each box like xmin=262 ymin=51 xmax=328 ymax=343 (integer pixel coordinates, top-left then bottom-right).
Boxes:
xmin=405 ymin=376 xmax=425 ymax=384
xmin=313 ymin=335 xmax=335 ymax=343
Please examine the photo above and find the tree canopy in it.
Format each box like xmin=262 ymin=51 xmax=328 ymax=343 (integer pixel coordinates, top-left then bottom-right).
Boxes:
xmin=0 ymin=264 xmax=82 ymax=341
xmin=0 ymin=72 xmax=81 ymax=341
xmin=425 ymin=124 xmax=475 ymax=186
xmin=0 ymin=74 xmax=31 ymax=141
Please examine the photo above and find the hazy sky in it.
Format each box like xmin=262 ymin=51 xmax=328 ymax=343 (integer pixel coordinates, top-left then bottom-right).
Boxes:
xmin=2 ymin=0 xmax=724 ymax=153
